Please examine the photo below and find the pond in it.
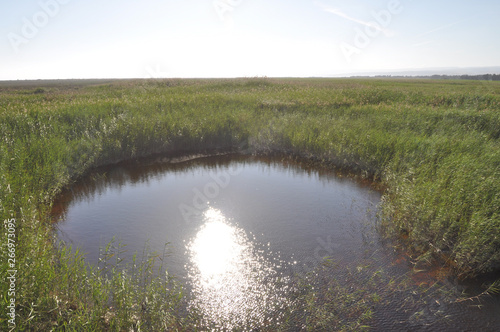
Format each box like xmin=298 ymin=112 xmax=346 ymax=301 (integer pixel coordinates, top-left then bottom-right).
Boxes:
xmin=52 ymin=154 xmax=500 ymax=330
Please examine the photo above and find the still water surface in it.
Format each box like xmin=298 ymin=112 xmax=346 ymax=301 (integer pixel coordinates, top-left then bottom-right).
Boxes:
xmin=53 ymin=154 xmax=500 ymax=330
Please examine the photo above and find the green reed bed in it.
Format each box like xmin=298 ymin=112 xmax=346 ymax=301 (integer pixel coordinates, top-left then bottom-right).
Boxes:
xmin=1 ymin=78 xmax=499 ymax=330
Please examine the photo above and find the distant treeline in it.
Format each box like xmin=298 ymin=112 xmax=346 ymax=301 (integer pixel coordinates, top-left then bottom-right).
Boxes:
xmin=372 ymin=74 xmax=500 ymax=81
xmin=429 ymin=74 xmax=500 ymax=81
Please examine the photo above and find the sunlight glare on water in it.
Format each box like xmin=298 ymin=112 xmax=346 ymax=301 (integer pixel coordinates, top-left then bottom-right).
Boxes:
xmin=186 ymin=207 xmax=289 ymax=329
xmin=190 ymin=208 xmax=244 ymax=281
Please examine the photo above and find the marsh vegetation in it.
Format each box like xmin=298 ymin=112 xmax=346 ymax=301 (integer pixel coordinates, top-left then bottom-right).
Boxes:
xmin=1 ymin=78 xmax=499 ymax=330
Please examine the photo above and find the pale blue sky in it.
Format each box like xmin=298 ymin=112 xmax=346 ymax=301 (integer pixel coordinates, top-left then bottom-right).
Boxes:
xmin=1 ymin=0 xmax=499 ymax=79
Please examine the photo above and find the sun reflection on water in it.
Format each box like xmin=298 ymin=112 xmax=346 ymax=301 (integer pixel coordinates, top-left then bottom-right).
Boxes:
xmin=186 ymin=207 xmax=289 ymax=329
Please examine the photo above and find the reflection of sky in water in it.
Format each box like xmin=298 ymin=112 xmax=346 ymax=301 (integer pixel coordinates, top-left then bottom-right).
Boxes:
xmin=186 ymin=207 xmax=290 ymax=330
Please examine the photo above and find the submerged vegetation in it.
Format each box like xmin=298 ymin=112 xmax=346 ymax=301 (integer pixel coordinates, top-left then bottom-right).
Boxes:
xmin=1 ymin=78 xmax=500 ymax=330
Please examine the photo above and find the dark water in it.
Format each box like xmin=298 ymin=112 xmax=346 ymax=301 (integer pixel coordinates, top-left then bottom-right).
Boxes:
xmin=53 ymin=154 xmax=500 ymax=331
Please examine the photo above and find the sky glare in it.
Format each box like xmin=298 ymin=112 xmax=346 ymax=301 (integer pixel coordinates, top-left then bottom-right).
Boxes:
xmin=1 ymin=0 xmax=499 ymax=80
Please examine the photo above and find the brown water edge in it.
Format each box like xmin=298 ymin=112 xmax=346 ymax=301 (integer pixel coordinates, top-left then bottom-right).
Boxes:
xmin=389 ymin=231 xmax=500 ymax=292
xmin=371 ymin=235 xmax=500 ymax=330
xmin=50 ymin=150 xmax=500 ymax=331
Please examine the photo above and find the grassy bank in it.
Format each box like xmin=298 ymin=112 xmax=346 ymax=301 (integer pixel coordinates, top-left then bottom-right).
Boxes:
xmin=1 ymin=78 xmax=499 ymax=330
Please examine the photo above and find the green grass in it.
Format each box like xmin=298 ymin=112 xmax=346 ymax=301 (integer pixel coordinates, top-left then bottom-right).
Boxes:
xmin=1 ymin=78 xmax=500 ymax=330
